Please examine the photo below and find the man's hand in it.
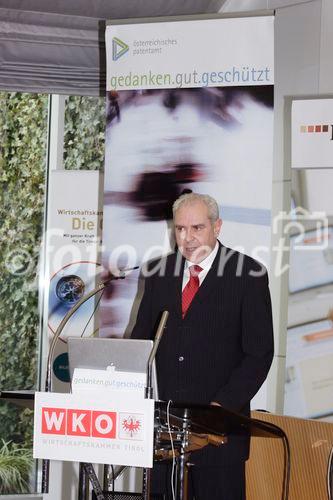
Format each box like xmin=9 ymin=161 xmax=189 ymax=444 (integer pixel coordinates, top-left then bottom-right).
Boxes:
xmin=210 ymin=401 xmax=222 ymax=407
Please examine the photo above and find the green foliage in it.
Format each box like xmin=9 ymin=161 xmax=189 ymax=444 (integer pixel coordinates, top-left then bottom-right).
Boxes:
xmin=0 ymin=92 xmax=105 ymax=493
xmin=0 ymin=404 xmax=34 ymax=452
xmin=0 ymin=440 xmax=33 ymax=494
xmin=0 ymin=92 xmax=48 ymax=450
xmin=0 ymin=91 xmax=48 ymax=389
xmin=63 ymin=95 xmax=105 ymax=170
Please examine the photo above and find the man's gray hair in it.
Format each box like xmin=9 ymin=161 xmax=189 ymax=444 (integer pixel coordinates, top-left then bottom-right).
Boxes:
xmin=172 ymin=193 xmax=220 ymax=222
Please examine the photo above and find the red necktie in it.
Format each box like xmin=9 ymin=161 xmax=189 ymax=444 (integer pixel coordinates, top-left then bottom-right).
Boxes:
xmin=182 ymin=265 xmax=203 ymax=318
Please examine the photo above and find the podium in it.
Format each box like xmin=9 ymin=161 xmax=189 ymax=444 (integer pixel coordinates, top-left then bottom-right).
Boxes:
xmin=2 ymin=389 xmax=287 ymax=500
xmin=88 ymin=399 xmax=287 ymax=500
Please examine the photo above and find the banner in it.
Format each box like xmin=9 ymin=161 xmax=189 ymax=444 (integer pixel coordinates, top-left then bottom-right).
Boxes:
xmin=284 ymin=319 xmax=333 ymax=418
xmin=45 ymin=170 xmax=103 ymax=390
xmin=292 ymin=98 xmax=333 ymax=169
xmin=33 ymin=391 xmax=154 ymax=467
xmin=101 ymin=17 xmax=274 ymax=365
xmin=106 ymin=17 xmax=274 ymax=90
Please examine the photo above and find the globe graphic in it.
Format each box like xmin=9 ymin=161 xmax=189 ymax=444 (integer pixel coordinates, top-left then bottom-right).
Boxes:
xmin=55 ymin=275 xmax=85 ymax=305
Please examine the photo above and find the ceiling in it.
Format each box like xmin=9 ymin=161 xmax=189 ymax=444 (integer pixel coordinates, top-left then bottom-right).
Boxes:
xmin=0 ymin=0 xmax=227 ymax=20
xmin=0 ymin=0 xmax=314 ymax=96
xmin=0 ymin=0 xmax=311 ymax=20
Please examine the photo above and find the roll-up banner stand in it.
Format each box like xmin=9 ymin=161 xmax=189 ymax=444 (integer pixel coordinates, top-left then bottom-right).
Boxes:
xmin=102 ymin=16 xmax=274 ymax=409
xmin=45 ymin=170 xmax=103 ymax=391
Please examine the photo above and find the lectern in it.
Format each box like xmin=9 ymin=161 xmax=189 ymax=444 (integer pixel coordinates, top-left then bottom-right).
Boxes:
xmin=1 ymin=391 xmax=288 ymax=500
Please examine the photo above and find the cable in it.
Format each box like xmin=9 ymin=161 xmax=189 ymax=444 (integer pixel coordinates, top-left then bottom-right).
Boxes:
xmin=111 ymin=465 xmax=115 ymax=496
xmin=282 ymin=433 xmax=291 ymax=500
xmin=166 ymin=399 xmax=176 ymax=500
xmin=68 ymin=289 xmax=105 ymax=394
xmin=252 ymin=417 xmax=291 ymax=500
xmin=327 ymin=445 xmax=333 ymax=500
xmin=80 ymin=288 xmax=105 ymax=338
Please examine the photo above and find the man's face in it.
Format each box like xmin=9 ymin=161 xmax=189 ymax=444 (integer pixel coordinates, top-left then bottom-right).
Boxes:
xmin=174 ymin=201 xmax=222 ymax=263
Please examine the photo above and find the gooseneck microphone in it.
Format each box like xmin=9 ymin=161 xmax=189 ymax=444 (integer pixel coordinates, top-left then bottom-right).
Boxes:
xmin=42 ymin=265 xmax=138 ymax=494
xmin=145 ymin=310 xmax=169 ymax=400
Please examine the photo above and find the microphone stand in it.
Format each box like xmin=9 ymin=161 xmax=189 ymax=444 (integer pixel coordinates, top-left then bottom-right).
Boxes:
xmin=145 ymin=311 xmax=169 ymax=400
xmin=143 ymin=311 xmax=169 ymax=500
xmin=42 ymin=269 xmax=133 ymax=494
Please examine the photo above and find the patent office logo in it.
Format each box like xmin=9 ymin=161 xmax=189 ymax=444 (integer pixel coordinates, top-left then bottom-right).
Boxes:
xmin=112 ymin=37 xmax=129 ymax=61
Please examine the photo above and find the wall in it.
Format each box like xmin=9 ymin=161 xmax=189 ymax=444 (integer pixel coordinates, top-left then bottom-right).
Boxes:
xmin=224 ymin=0 xmax=330 ymax=413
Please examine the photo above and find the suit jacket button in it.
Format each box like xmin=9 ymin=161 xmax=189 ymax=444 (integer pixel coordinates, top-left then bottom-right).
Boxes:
xmin=178 ymin=356 xmax=184 ymax=362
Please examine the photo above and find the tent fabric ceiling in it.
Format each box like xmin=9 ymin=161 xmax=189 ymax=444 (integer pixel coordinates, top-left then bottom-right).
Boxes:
xmin=0 ymin=7 xmax=104 ymax=95
xmin=0 ymin=0 xmax=225 ymax=95
xmin=0 ymin=0 xmax=226 ymax=19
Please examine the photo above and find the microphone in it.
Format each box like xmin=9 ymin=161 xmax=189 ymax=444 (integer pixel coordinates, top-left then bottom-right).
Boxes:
xmin=102 ymin=265 xmax=140 ymax=283
xmin=42 ymin=265 xmax=138 ymax=493
xmin=145 ymin=311 xmax=169 ymax=399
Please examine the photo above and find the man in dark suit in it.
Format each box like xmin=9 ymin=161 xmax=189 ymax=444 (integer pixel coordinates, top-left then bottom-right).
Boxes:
xmin=131 ymin=193 xmax=274 ymax=499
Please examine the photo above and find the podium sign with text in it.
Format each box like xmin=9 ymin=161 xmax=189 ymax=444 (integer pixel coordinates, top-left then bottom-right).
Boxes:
xmin=33 ymin=392 xmax=154 ymax=467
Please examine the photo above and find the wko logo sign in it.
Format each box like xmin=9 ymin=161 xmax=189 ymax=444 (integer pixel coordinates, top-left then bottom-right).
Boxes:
xmin=41 ymin=407 xmax=117 ymax=439
xmin=112 ymin=37 xmax=129 ymax=61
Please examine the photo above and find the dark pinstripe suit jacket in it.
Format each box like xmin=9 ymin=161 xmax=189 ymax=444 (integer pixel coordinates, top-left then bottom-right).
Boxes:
xmin=131 ymin=242 xmax=274 ymax=465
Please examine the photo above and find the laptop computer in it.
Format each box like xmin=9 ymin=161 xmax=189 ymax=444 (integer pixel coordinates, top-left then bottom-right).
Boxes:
xmin=67 ymin=337 xmax=159 ymax=399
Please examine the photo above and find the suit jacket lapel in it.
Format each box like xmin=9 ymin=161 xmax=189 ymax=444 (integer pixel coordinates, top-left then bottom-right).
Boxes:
xmin=164 ymin=251 xmax=184 ymax=319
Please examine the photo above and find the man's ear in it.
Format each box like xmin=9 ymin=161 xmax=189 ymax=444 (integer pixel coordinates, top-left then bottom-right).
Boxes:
xmin=214 ymin=218 xmax=223 ymax=236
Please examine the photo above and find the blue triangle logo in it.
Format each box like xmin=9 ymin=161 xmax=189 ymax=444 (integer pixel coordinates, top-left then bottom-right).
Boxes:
xmin=112 ymin=37 xmax=129 ymax=61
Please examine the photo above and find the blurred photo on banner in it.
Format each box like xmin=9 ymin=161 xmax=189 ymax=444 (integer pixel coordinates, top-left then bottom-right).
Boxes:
xmin=101 ymin=17 xmax=274 ymax=338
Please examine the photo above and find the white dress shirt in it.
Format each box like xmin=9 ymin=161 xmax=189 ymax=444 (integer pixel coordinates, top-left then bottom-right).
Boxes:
xmin=182 ymin=241 xmax=219 ymax=290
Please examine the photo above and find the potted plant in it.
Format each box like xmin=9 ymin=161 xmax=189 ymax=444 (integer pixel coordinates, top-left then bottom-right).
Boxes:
xmin=0 ymin=440 xmax=32 ymax=494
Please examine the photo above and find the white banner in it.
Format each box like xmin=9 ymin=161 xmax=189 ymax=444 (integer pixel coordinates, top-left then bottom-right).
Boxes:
xmin=292 ymin=98 xmax=333 ymax=169
xmin=106 ymin=17 xmax=274 ymax=90
xmin=103 ymin=16 xmax=274 ymax=411
xmin=33 ymin=392 xmax=154 ymax=467
xmin=45 ymin=170 xmax=103 ymax=390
